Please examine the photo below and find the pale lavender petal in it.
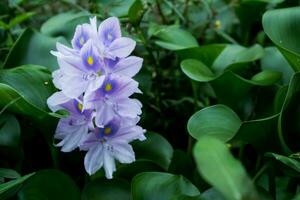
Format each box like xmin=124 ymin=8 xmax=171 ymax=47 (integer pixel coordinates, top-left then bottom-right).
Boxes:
xmin=103 ymin=147 xmax=116 ymax=179
xmin=117 ymin=98 xmax=142 ymax=118
xmin=47 ymin=91 xmax=70 ymax=112
xmin=112 ymin=142 xmax=135 ymax=163
xmin=95 ymin=103 xmax=115 ymax=127
xmin=113 ymin=56 xmax=143 ymax=77
xmin=108 ymin=37 xmax=136 ymax=58
xmin=61 ymin=75 xmax=89 ymax=98
xmin=80 ymin=40 xmax=102 ymax=72
xmin=71 ymin=23 xmax=94 ymax=50
xmin=52 ymin=70 xmax=63 ymax=90
xmin=84 ymin=145 xmax=104 ymax=175
xmin=113 ymin=125 xmax=146 ymax=142
xmin=56 ymin=42 xmax=78 ymax=56
xmin=98 ymin=17 xmax=121 ymax=46
xmin=113 ymin=76 xmax=141 ymax=98
xmin=58 ymin=125 xmax=88 ymax=152
xmin=86 ymin=75 xmax=105 ymax=93
xmin=57 ymin=56 xmax=84 ymax=75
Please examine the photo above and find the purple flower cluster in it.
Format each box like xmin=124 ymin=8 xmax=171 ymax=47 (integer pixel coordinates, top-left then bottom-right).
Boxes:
xmin=47 ymin=17 xmax=146 ymax=179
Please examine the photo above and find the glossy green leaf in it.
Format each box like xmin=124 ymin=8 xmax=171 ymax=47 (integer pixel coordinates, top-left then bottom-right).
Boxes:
xmin=194 ymin=137 xmax=258 ymax=200
xmin=128 ymin=0 xmax=144 ymax=26
xmin=266 ymin=153 xmax=300 ymax=173
xmin=0 ymin=113 xmax=20 ymax=147
xmin=251 ymin=70 xmax=282 ymax=86
xmin=0 ymin=65 xmax=55 ymax=119
xmin=263 ymin=7 xmax=300 ymax=71
xmin=132 ymin=132 xmax=173 ymax=170
xmin=0 ymin=168 xmax=20 ymax=179
xmin=4 ymin=28 xmax=67 ymax=71
xmin=98 ymin=0 xmax=135 ymax=17
xmin=18 ymin=169 xmax=80 ymax=200
xmin=152 ymin=25 xmax=198 ymax=50
xmin=188 ymin=105 xmax=241 ymax=142
xmin=233 ymin=114 xmax=282 ymax=153
xmin=212 ymin=44 xmax=264 ymax=74
xmin=82 ymin=178 xmax=130 ymax=200
xmin=0 ymin=173 xmax=34 ymax=200
xmin=177 ymin=44 xmax=226 ymax=67
xmin=131 ymin=172 xmax=200 ymax=200
xmin=261 ymin=47 xmax=293 ymax=84
xmin=181 ymin=59 xmax=215 ymax=82
xmin=278 ymin=72 xmax=300 ymax=153
xmin=41 ymin=12 xmax=90 ymax=40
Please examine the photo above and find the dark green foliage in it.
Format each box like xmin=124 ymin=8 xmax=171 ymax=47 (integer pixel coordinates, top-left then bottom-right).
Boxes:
xmin=1 ymin=0 xmax=300 ymax=199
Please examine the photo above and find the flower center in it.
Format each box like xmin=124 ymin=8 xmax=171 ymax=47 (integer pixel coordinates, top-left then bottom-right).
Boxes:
xmin=104 ymin=83 xmax=112 ymax=92
xmin=104 ymin=127 xmax=112 ymax=135
xmin=77 ymin=102 xmax=83 ymax=112
xmin=87 ymin=56 xmax=94 ymax=65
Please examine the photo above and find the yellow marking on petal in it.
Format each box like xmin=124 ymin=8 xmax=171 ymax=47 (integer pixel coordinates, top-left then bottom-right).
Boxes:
xmin=105 ymin=83 xmax=112 ymax=92
xmin=87 ymin=56 xmax=94 ymax=65
xmin=79 ymin=37 xmax=85 ymax=45
xmin=215 ymin=20 xmax=221 ymax=29
xmin=104 ymin=127 xmax=112 ymax=135
xmin=77 ymin=102 xmax=83 ymax=112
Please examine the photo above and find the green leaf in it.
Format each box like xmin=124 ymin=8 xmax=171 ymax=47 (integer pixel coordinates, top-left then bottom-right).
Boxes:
xmin=98 ymin=0 xmax=135 ymax=17
xmin=0 ymin=168 xmax=20 ymax=179
xmin=278 ymin=72 xmax=300 ymax=153
xmin=8 ymin=12 xmax=35 ymax=29
xmin=181 ymin=59 xmax=216 ymax=82
xmin=212 ymin=44 xmax=264 ymax=74
xmin=40 ymin=12 xmax=90 ymax=40
xmin=193 ymin=137 xmax=258 ymax=200
xmin=177 ymin=44 xmax=226 ymax=67
xmin=82 ymin=178 xmax=130 ymax=200
xmin=131 ymin=172 xmax=200 ymax=200
xmin=0 ymin=65 xmax=55 ymax=119
xmin=18 ymin=169 xmax=80 ymax=200
xmin=251 ymin=70 xmax=282 ymax=86
xmin=0 ymin=173 xmax=34 ymax=200
xmin=266 ymin=153 xmax=300 ymax=173
xmin=0 ymin=113 xmax=20 ymax=147
xmin=152 ymin=25 xmax=198 ymax=50
xmin=263 ymin=7 xmax=300 ymax=71
xmin=132 ymin=132 xmax=173 ymax=170
xmin=233 ymin=114 xmax=282 ymax=153
xmin=4 ymin=28 xmax=67 ymax=71
xmin=188 ymin=105 xmax=241 ymax=142
xmin=128 ymin=0 xmax=144 ymax=26
xmin=261 ymin=47 xmax=293 ymax=84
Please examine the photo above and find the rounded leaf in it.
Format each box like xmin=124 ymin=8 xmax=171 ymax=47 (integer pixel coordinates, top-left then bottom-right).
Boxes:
xmin=188 ymin=105 xmax=241 ymax=142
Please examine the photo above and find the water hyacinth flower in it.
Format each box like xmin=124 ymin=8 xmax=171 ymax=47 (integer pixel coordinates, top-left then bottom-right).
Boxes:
xmin=47 ymin=16 xmax=145 ymax=179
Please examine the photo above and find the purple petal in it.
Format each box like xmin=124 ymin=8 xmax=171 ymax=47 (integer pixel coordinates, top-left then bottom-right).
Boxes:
xmin=84 ymin=145 xmax=104 ymax=175
xmin=72 ymin=24 xmax=90 ymax=50
xmin=95 ymin=103 xmax=115 ymax=127
xmin=80 ymin=40 xmax=102 ymax=72
xmin=112 ymin=142 xmax=135 ymax=163
xmin=113 ymin=125 xmax=146 ymax=142
xmin=113 ymin=56 xmax=143 ymax=77
xmin=117 ymin=98 xmax=142 ymax=118
xmin=52 ymin=70 xmax=63 ymax=90
xmin=98 ymin=17 xmax=121 ymax=46
xmin=108 ymin=37 xmax=136 ymax=58
xmin=103 ymin=147 xmax=116 ymax=179
xmin=47 ymin=91 xmax=70 ymax=112
xmin=60 ymin=75 xmax=89 ymax=98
